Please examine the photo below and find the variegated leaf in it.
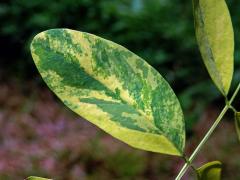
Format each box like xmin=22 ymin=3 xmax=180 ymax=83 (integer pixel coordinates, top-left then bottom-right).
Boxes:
xmin=235 ymin=112 xmax=240 ymax=142
xmin=26 ymin=176 xmax=52 ymax=180
xmin=30 ymin=29 xmax=185 ymax=156
xmin=197 ymin=161 xmax=222 ymax=180
xmin=193 ymin=0 xmax=234 ymax=95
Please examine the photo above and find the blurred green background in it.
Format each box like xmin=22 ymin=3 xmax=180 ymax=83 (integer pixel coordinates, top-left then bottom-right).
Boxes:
xmin=0 ymin=0 xmax=240 ymax=179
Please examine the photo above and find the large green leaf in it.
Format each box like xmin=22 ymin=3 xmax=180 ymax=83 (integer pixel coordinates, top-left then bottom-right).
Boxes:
xmin=26 ymin=176 xmax=51 ymax=180
xmin=197 ymin=161 xmax=222 ymax=180
xmin=30 ymin=29 xmax=185 ymax=156
xmin=235 ymin=112 xmax=240 ymax=142
xmin=193 ymin=0 xmax=234 ymax=95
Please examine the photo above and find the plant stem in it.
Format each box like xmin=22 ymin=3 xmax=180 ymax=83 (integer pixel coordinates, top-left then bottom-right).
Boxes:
xmin=176 ymin=105 xmax=228 ymax=179
xmin=182 ymin=155 xmax=198 ymax=174
xmin=175 ymin=82 xmax=240 ymax=180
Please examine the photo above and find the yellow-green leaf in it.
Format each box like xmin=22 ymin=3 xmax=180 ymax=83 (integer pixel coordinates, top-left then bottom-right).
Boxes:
xmin=30 ymin=29 xmax=185 ymax=156
xmin=193 ymin=0 xmax=234 ymax=95
xmin=197 ymin=161 xmax=222 ymax=180
xmin=235 ymin=112 xmax=240 ymax=142
xmin=26 ymin=176 xmax=52 ymax=180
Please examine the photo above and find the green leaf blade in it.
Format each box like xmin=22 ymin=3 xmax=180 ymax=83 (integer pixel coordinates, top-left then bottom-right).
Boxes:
xmin=197 ymin=161 xmax=222 ymax=180
xmin=30 ymin=29 xmax=185 ymax=156
xmin=26 ymin=176 xmax=51 ymax=180
xmin=193 ymin=0 xmax=234 ymax=95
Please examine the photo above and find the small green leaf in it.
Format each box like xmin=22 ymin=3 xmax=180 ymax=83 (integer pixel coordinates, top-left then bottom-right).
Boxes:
xmin=197 ymin=161 xmax=222 ymax=180
xmin=235 ymin=112 xmax=240 ymax=142
xmin=30 ymin=29 xmax=185 ymax=156
xmin=193 ymin=0 xmax=234 ymax=95
xmin=26 ymin=176 xmax=52 ymax=180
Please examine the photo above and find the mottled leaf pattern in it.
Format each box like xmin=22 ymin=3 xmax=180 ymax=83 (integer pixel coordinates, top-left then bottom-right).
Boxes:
xmin=235 ymin=112 xmax=240 ymax=142
xmin=193 ymin=0 xmax=234 ymax=95
xmin=30 ymin=29 xmax=185 ymax=156
xmin=26 ymin=176 xmax=52 ymax=180
xmin=197 ymin=161 xmax=222 ymax=180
